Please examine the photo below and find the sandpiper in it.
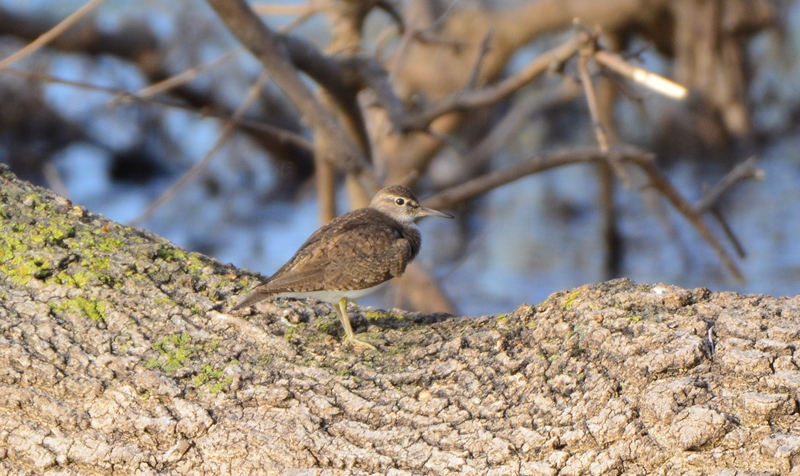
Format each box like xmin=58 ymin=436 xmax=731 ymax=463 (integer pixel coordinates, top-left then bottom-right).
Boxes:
xmin=231 ymin=185 xmax=453 ymax=348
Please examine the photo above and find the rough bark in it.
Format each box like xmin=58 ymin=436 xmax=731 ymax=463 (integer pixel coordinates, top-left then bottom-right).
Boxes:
xmin=1 ymin=165 xmax=799 ymax=475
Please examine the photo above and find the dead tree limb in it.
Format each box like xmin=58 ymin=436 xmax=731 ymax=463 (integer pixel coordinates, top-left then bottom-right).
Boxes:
xmin=205 ymin=0 xmax=371 ymax=178
xmin=0 ymin=166 xmax=795 ymax=474
xmin=423 ymin=146 xmax=761 ymax=282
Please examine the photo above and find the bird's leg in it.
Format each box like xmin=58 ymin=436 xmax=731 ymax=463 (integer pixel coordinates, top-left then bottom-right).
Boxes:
xmin=334 ymin=298 xmax=376 ymax=350
xmin=335 ymin=297 xmax=355 ymax=341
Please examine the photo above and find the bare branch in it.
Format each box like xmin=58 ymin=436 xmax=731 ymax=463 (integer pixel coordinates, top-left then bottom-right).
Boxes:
xmin=401 ymin=32 xmax=589 ymax=131
xmin=696 ymin=157 xmax=764 ymax=259
xmin=0 ymin=69 xmax=313 ymax=152
xmin=695 ymin=156 xmax=764 ymax=213
xmin=423 ymin=145 xmax=747 ymax=282
xmin=0 ymin=0 xmax=106 ymax=70
xmin=711 ymin=208 xmax=747 ymax=259
xmin=578 ymin=52 xmax=610 ymax=152
xmin=463 ymin=80 xmax=581 ymax=168
xmin=627 ymin=153 xmax=745 ymax=283
xmin=422 ymin=146 xmax=638 ymax=211
xmin=578 ymin=46 xmax=631 ymax=187
xmin=464 ymin=27 xmax=493 ymax=90
xmin=124 ymin=49 xmax=244 ymax=102
xmin=122 ymin=0 xmax=327 ymax=108
xmin=390 ymin=0 xmax=462 ymax=82
xmin=594 ymin=49 xmax=688 ymax=99
xmin=129 ymin=71 xmax=272 ymax=226
xmin=205 ymin=0 xmax=370 ymax=175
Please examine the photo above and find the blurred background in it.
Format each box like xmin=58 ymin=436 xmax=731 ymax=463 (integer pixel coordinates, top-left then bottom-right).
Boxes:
xmin=0 ymin=0 xmax=796 ymax=316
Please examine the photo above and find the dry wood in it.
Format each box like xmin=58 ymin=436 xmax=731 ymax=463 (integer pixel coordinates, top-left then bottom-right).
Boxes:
xmin=1 ymin=167 xmax=798 ymax=475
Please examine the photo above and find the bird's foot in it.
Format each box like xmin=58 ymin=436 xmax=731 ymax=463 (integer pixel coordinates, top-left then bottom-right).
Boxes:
xmin=342 ymin=333 xmax=381 ymax=351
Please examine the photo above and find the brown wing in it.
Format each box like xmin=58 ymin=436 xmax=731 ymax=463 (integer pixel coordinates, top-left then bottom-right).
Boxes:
xmin=267 ymin=208 xmax=414 ymax=292
xmin=316 ymin=222 xmax=414 ymax=291
xmin=232 ymin=209 xmax=414 ymax=310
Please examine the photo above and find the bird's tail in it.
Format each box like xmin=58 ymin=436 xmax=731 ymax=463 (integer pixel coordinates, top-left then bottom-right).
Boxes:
xmin=229 ymin=289 xmax=271 ymax=312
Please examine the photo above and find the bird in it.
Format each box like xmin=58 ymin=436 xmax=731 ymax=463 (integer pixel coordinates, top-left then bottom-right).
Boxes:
xmin=230 ymin=185 xmax=453 ymax=348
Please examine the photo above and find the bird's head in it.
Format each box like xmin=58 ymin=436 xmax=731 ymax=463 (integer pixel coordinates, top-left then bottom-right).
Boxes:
xmin=369 ymin=185 xmax=454 ymax=224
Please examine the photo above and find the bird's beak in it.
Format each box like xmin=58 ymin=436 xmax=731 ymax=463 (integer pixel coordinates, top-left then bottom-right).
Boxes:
xmin=418 ymin=206 xmax=454 ymax=219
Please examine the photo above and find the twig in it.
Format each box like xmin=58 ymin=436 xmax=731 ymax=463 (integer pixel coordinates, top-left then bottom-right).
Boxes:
xmin=578 ymin=52 xmax=609 ymax=152
xmin=119 ymin=5 xmax=316 ymax=107
xmin=695 ymin=157 xmax=763 ymax=259
xmin=422 ymin=146 xmax=640 ymax=211
xmin=418 ymin=0 xmax=461 ymax=35
xmin=599 ymin=69 xmax=646 ymax=106
xmin=422 ymin=145 xmax=748 ymax=283
xmin=389 ymin=19 xmax=417 ymax=82
xmin=695 ymin=156 xmax=764 ymax=213
xmin=205 ymin=0 xmax=371 ymax=176
xmin=641 ymin=186 xmax=694 ymax=270
xmin=623 ymin=43 xmax=651 ymax=62
xmin=390 ymin=0 xmax=461 ymax=81
xmin=277 ymin=8 xmax=318 ymax=33
xmin=598 ymin=159 xmax=622 ymax=278
xmin=462 ymin=80 xmax=580 ymax=168
xmin=701 ymin=183 xmax=747 ymax=259
xmin=711 ymin=208 xmax=747 ymax=259
xmin=402 ymin=31 xmax=589 ymax=131
xmin=593 ymin=32 xmax=624 ymax=279
xmin=129 ymin=72 xmax=272 ymax=225
xmin=578 ymin=46 xmax=631 ymax=187
xmin=0 ymin=68 xmax=313 ymax=152
xmin=413 ymin=32 xmax=464 ymax=51
xmin=0 ymin=0 xmax=106 ymax=70
xmin=464 ymin=27 xmax=493 ymax=90
xmin=626 ymin=153 xmax=745 ymax=283
xmin=594 ymin=50 xmax=688 ymax=100
xmin=425 ymin=128 xmax=465 ymax=155
xmin=113 ymin=48 xmax=244 ymax=105
xmin=396 ymin=170 xmax=420 ymax=187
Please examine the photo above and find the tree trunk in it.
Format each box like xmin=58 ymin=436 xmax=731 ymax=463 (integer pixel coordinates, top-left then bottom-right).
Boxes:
xmin=1 ymin=164 xmax=798 ymax=475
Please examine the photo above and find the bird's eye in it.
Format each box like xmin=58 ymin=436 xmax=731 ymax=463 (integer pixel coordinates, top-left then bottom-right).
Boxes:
xmin=395 ymin=198 xmax=405 ymax=206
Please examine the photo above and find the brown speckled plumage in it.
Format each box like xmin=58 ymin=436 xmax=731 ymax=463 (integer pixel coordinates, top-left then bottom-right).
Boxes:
xmin=232 ymin=207 xmax=419 ymax=309
xmin=231 ymin=185 xmax=453 ymax=346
